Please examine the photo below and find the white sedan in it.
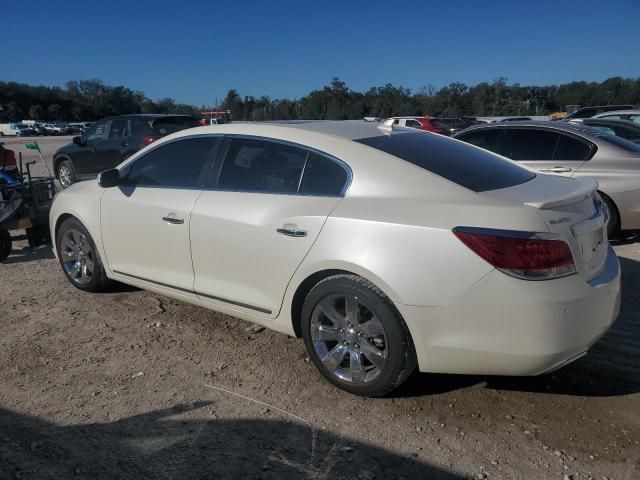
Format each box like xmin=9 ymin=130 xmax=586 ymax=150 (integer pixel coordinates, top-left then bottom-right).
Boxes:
xmin=49 ymin=120 xmax=621 ymax=396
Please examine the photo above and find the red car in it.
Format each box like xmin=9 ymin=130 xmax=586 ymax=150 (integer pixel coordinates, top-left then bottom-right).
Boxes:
xmin=386 ymin=116 xmax=450 ymax=135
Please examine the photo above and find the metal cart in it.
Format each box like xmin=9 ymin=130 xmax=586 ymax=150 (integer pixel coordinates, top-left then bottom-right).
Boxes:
xmin=0 ymin=154 xmax=56 ymax=261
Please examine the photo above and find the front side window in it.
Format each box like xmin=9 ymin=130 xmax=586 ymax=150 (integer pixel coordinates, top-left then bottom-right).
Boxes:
xmin=218 ymin=138 xmax=307 ymax=194
xmin=124 ymin=137 xmax=218 ymax=188
xmin=85 ymin=121 xmax=108 ymax=143
xmin=498 ymin=129 xmax=559 ymax=160
xmin=108 ymin=119 xmax=129 ymax=139
xmin=553 ymin=134 xmax=593 ymax=161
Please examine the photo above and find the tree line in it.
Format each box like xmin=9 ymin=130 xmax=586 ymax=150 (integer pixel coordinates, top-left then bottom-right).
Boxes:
xmin=1 ymin=77 xmax=639 ymax=123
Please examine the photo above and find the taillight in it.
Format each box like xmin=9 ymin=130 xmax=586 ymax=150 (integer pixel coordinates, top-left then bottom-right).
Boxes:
xmin=453 ymin=227 xmax=576 ymax=280
xmin=143 ymin=136 xmax=154 ymax=146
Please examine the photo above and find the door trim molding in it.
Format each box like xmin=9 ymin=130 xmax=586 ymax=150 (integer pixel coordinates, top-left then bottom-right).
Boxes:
xmin=112 ymin=270 xmax=272 ymax=314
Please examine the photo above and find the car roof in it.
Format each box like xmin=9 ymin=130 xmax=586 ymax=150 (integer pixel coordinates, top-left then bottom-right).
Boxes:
xmin=263 ymin=119 xmax=409 ymax=140
xmin=102 ymin=114 xmax=195 ymax=121
xmin=593 ymin=109 xmax=640 ymax=116
xmin=576 ymin=118 xmax=640 ymax=129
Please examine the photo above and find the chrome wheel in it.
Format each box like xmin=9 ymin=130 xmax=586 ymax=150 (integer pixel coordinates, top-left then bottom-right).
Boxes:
xmin=310 ymin=293 xmax=388 ymax=384
xmin=59 ymin=165 xmax=73 ymax=187
xmin=60 ymin=229 xmax=94 ymax=285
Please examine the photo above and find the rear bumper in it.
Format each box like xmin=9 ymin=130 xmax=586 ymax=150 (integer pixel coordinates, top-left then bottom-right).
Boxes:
xmin=396 ymin=246 xmax=621 ymax=375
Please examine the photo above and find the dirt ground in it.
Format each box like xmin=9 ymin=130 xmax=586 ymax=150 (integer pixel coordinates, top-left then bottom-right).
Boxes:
xmin=0 ymin=137 xmax=639 ymax=479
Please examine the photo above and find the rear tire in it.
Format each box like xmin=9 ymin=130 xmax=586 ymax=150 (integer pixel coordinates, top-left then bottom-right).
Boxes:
xmin=56 ymin=217 xmax=110 ymax=292
xmin=601 ymin=193 xmax=620 ymax=238
xmin=57 ymin=160 xmax=76 ymax=188
xmin=301 ymin=274 xmax=417 ymax=397
xmin=0 ymin=225 xmax=12 ymax=261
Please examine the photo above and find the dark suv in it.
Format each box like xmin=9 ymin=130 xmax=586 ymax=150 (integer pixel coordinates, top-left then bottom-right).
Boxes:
xmin=53 ymin=114 xmax=200 ymax=188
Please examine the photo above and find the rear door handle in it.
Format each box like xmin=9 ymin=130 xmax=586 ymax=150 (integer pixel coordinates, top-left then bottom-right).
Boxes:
xmin=277 ymin=224 xmax=307 ymax=237
xmin=543 ymin=166 xmax=573 ymax=173
xmin=162 ymin=214 xmax=184 ymax=225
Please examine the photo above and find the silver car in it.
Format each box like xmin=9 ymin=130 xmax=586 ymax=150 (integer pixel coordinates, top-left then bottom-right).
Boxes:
xmin=592 ymin=109 xmax=640 ymax=124
xmin=453 ymin=121 xmax=640 ymax=236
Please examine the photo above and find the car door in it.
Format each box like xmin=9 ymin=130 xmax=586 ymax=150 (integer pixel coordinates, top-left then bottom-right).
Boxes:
xmin=190 ymin=136 xmax=350 ymax=318
xmin=94 ymin=118 xmax=133 ymax=171
xmin=74 ymin=120 xmax=110 ymax=176
xmin=496 ymin=128 xmax=589 ymax=177
xmin=101 ymin=136 xmax=220 ymax=291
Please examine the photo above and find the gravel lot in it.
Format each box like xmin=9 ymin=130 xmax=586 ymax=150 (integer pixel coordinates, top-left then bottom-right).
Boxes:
xmin=0 ymin=137 xmax=639 ymax=479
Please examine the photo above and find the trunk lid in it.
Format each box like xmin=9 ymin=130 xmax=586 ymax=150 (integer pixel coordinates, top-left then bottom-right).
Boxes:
xmin=482 ymin=174 xmax=608 ymax=281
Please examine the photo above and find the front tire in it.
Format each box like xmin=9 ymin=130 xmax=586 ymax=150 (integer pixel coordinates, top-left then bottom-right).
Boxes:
xmin=301 ymin=274 xmax=417 ymax=397
xmin=57 ymin=160 xmax=76 ymax=188
xmin=56 ymin=217 xmax=110 ymax=292
xmin=0 ymin=225 xmax=12 ymax=261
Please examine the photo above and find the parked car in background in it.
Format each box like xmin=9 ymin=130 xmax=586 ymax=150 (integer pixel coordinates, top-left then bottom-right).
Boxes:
xmin=592 ymin=109 xmax=640 ymax=124
xmin=429 ymin=117 xmax=477 ymax=134
xmin=453 ymin=121 xmax=640 ymax=236
xmin=385 ymin=116 xmax=450 ymax=135
xmin=66 ymin=124 xmax=85 ymax=135
xmin=569 ymin=118 xmax=640 ymax=144
xmin=53 ymin=114 xmax=201 ymax=188
xmin=50 ymin=120 xmax=620 ymax=396
xmin=31 ymin=124 xmax=49 ymax=136
xmin=13 ymin=124 xmax=36 ymax=137
xmin=43 ymin=124 xmax=66 ymax=135
xmin=562 ymin=105 xmax=634 ymax=120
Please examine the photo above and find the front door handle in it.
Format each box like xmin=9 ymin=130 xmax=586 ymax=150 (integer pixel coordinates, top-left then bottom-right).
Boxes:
xmin=162 ymin=215 xmax=184 ymax=225
xmin=543 ymin=166 xmax=573 ymax=173
xmin=277 ymin=224 xmax=307 ymax=237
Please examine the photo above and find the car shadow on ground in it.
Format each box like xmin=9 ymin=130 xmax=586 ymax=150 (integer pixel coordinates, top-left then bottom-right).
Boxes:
xmin=396 ymin=255 xmax=640 ymax=399
xmin=0 ymin=404 xmax=461 ymax=480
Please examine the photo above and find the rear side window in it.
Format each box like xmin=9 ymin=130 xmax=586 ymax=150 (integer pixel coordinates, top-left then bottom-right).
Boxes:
xmin=299 ymin=152 xmax=348 ymax=196
xmin=124 ymin=137 xmax=218 ymax=188
xmin=218 ymin=138 xmax=307 ymax=194
xmin=456 ymin=129 xmax=501 ymax=150
xmin=355 ymin=132 xmax=535 ymax=192
xmin=498 ymin=129 xmax=559 ymax=160
xmin=405 ymin=119 xmax=422 ymax=128
xmin=151 ymin=117 xmax=201 ymax=136
xmin=554 ymin=134 xmax=592 ymax=161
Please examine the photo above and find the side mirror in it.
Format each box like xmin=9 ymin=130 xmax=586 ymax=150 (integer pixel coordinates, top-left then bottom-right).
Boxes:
xmin=98 ymin=169 xmax=120 ymax=188
xmin=72 ymin=136 xmax=85 ymax=146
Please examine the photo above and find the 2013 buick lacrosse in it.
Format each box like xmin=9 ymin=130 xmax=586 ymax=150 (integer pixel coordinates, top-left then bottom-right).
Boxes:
xmin=49 ymin=120 xmax=621 ymax=396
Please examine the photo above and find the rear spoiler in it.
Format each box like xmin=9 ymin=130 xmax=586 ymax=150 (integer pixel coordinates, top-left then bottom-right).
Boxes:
xmin=524 ymin=177 xmax=598 ymax=209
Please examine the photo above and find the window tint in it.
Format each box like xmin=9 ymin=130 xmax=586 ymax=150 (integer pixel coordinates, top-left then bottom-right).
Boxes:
xmin=108 ymin=119 xmax=129 ymax=139
xmin=85 ymin=121 xmax=108 ymax=143
xmin=299 ymin=153 xmax=348 ymax=196
xmin=617 ymin=126 xmax=640 ymax=143
xmin=405 ymin=119 xmax=422 ymax=128
xmin=355 ymin=132 xmax=535 ymax=192
xmin=125 ymin=137 xmax=218 ymax=188
xmin=498 ymin=129 xmax=559 ymax=160
xmin=131 ymin=118 xmax=154 ymax=137
xmin=152 ymin=116 xmax=201 ymax=136
xmin=456 ymin=129 xmax=501 ymax=150
xmin=554 ymin=134 xmax=592 ymax=161
xmin=218 ymin=138 xmax=307 ymax=194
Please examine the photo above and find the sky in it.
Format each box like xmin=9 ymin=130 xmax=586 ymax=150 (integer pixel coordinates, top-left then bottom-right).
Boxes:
xmin=3 ymin=0 xmax=639 ymax=106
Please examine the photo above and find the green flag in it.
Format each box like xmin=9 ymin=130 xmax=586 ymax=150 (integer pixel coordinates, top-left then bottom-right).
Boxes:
xmin=25 ymin=142 xmax=41 ymax=153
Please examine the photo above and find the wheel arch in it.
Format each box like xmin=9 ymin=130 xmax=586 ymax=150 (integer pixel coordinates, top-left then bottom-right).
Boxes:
xmin=598 ymin=190 xmax=620 ymax=232
xmin=53 ymin=154 xmax=72 ymax=176
xmin=289 ymin=266 xmax=406 ymax=339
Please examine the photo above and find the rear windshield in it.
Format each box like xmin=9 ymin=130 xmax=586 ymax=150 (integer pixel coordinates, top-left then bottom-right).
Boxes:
xmin=151 ymin=116 xmax=201 ymax=136
xmin=355 ymin=132 xmax=536 ymax=192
